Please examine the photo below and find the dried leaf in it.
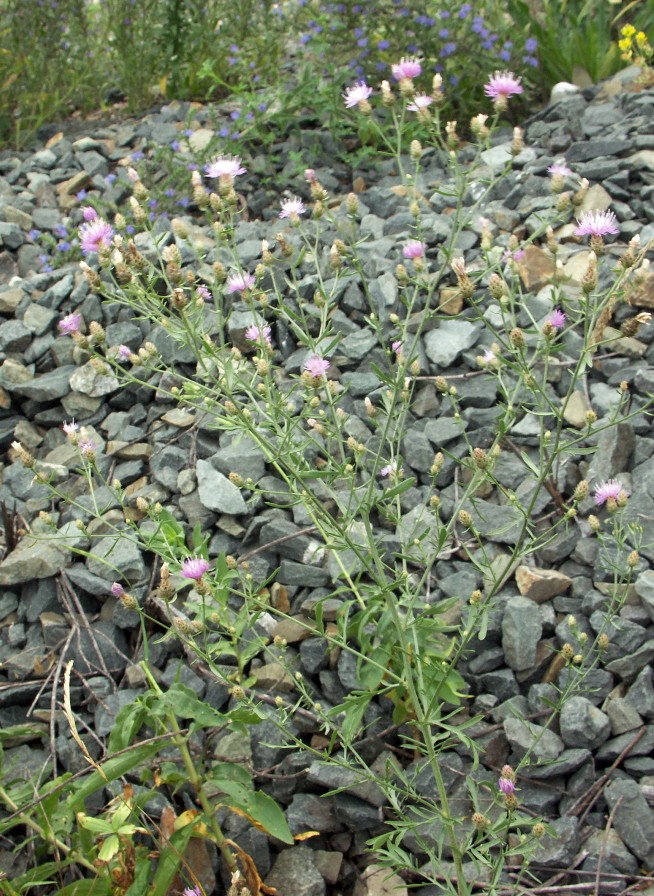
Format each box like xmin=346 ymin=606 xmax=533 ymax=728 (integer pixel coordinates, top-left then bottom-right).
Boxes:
xmin=226 ymin=840 xmax=277 ymax=896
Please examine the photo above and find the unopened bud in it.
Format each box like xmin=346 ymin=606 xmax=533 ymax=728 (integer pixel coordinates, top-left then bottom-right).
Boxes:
xmin=573 ymin=480 xmax=589 ymax=501
xmin=458 ymin=509 xmax=473 ymax=528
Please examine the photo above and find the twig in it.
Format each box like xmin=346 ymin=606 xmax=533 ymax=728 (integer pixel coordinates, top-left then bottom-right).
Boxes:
xmin=596 ymin=795 xmax=622 ymax=896
xmin=565 ymin=727 xmax=645 ymax=825
xmin=237 ymin=525 xmax=318 ymax=564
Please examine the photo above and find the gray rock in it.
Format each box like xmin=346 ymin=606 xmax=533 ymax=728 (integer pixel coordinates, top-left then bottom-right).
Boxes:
xmin=0 ymin=522 xmax=81 ymax=585
xmin=635 ymin=569 xmax=654 ymax=623
xmin=196 ymin=458 xmax=247 ymax=515
xmin=531 ymin=817 xmax=580 ymax=867
xmin=503 ymin=717 xmax=564 ymax=763
xmin=624 ymin=666 xmax=654 ymax=719
xmin=265 ymin=846 xmax=326 ymax=896
xmin=307 ymin=760 xmax=385 ymax=807
xmin=604 ymin=777 xmax=654 ymax=868
xmin=424 ymin=319 xmax=479 ymax=367
xmin=86 ymin=530 xmax=146 ymax=583
xmin=285 ymin=793 xmax=340 ymax=834
xmin=560 ymin=696 xmax=611 ymax=749
xmin=502 ymin=596 xmax=542 ymax=671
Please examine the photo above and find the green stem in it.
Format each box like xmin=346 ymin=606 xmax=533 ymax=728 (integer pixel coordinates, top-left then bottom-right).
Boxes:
xmin=0 ymin=784 xmax=98 ymax=875
xmin=139 ymin=664 xmax=237 ymax=873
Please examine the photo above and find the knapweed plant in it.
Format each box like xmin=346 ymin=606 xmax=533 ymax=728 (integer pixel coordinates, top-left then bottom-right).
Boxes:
xmin=7 ymin=57 xmax=654 ymax=896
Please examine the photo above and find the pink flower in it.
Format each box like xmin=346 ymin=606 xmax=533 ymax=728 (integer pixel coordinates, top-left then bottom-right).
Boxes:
xmin=117 ymin=344 xmax=132 ymax=359
xmin=547 ymin=163 xmax=572 ymax=177
xmin=63 ymin=420 xmax=79 ymax=435
xmin=205 ymin=154 xmax=246 ymax=179
xmin=110 ymin=582 xmax=125 ymax=597
xmin=503 ymin=248 xmax=525 ymax=264
xmin=547 ymin=308 xmax=566 ymax=330
xmin=183 ymin=888 xmax=201 ymax=896
xmin=225 ymin=272 xmax=256 ymax=294
xmin=574 ymin=210 xmax=619 ymax=239
xmin=59 ymin=312 xmax=82 ymax=335
xmin=279 ymin=197 xmax=306 ymax=219
xmin=343 ymin=81 xmax=373 ymax=108
xmin=484 ymin=71 xmax=523 ymax=105
xmin=594 ymin=479 xmax=628 ymax=506
xmin=498 ymin=777 xmax=515 ymax=796
xmin=303 ymin=355 xmax=330 ymax=378
xmin=407 ymin=94 xmax=432 ymax=113
xmin=81 ymin=205 xmax=98 ymax=222
xmin=482 ymin=349 xmax=497 ymax=365
xmin=79 ymin=217 xmax=114 ymax=255
xmin=403 ymin=240 xmax=426 ymax=259
xmin=195 ymin=285 xmax=211 ymax=301
xmin=380 ymin=460 xmax=403 ymax=478
xmin=79 ymin=439 xmax=97 ymax=458
xmin=392 ymin=57 xmax=422 ymax=81
xmin=304 ymin=168 xmax=316 ymax=183
xmin=391 ymin=340 xmax=402 ymax=357
xmin=245 ymin=324 xmax=272 ymax=346
xmin=180 ymin=557 xmax=210 ymax=580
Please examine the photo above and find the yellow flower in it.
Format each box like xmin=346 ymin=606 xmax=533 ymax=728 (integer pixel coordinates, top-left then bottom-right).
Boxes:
xmin=621 ymin=24 xmax=636 ymax=38
xmin=619 ymin=37 xmax=632 ymax=53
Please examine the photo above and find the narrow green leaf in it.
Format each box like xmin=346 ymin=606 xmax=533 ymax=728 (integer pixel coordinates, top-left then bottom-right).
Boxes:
xmin=149 ymin=823 xmax=197 ymax=896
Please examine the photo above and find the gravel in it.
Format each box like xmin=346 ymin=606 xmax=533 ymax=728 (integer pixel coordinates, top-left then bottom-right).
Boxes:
xmin=1 ymin=64 xmax=654 ymax=893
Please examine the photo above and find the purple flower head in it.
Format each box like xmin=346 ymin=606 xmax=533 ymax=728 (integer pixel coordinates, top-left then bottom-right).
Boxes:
xmin=59 ymin=313 xmax=82 ymax=335
xmin=574 ymin=209 xmax=619 ymax=239
xmin=594 ymin=479 xmax=628 ymax=506
xmin=547 ymin=308 xmax=566 ymax=330
xmin=498 ymin=776 xmax=515 ymax=796
xmin=380 ymin=460 xmax=403 ymax=478
xmin=392 ymin=56 xmax=422 ymax=80
xmin=391 ymin=340 xmax=402 ymax=357
xmin=110 ymin=582 xmax=125 ymax=597
xmin=279 ymin=197 xmax=306 ymax=219
xmin=407 ymin=94 xmax=433 ymax=113
xmin=117 ymin=344 xmax=132 ymax=359
xmin=343 ymin=81 xmax=372 ymax=108
xmin=63 ymin=420 xmax=79 ymax=435
xmin=79 ymin=439 xmax=98 ymax=458
xmin=195 ymin=285 xmax=211 ymax=301
xmin=183 ymin=887 xmax=202 ymax=896
xmin=205 ymin=154 xmax=247 ymax=179
xmin=79 ymin=217 xmax=114 ymax=255
xmin=484 ymin=71 xmax=523 ymax=104
xmin=245 ymin=324 xmax=272 ymax=346
xmin=403 ymin=240 xmax=426 ymax=259
xmin=547 ymin=163 xmax=572 ymax=178
xmin=225 ymin=272 xmax=256 ymax=294
xmin=303 ymin=355 xmax=330 ymax=378
xmin=81 ymin=206 xmax=98 ymax=222
xmin=181 ymin=557 xmax=210 ymax=580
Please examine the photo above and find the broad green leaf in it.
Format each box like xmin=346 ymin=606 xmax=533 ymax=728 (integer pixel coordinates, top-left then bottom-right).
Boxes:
xmin=66 ymin=741 xmax=163 ymax=808
xmin=42 ymin=878 xmax=110 ymax=896
xmin=216 ymin=782 xmax=293 ymax=844
xmin=162 ymin=682 xmax=229 ymax=728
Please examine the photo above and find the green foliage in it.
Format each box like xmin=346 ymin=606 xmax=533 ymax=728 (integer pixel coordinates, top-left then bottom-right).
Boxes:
xmin=507 ymin=0 xmax=623 ymax=94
